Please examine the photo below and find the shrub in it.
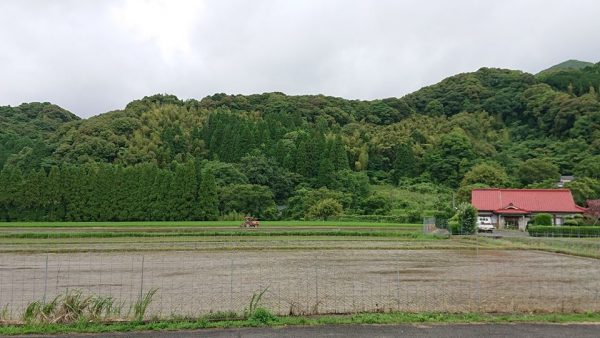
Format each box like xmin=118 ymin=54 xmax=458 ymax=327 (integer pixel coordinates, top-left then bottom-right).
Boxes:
xmin=248 ymin=307 xmax=278 ymax=324
xmin=407 ymin=209 xmax=423 ymax=223
xmin=563 ymin=215 xmax=586 ymax=226
xmin=456 ymin=203 xmax=477 ymax=234
xmin=448 ymin=220 xmax=461 ymax=235
xmin=528 ymin=226 xmax=600 ymax=237
xmin=359 ymin=194 xmax=392 ymax=215
xmin=564 ymin=219 xmax=579 ymax=226
xmin=532 ymin=213 xmax=553 ymax=226
xmin=306 ymin=198 xmax=343 ymax=221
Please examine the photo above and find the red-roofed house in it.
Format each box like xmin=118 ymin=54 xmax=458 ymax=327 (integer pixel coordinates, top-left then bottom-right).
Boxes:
xmin=471 ymin=189 xmax=587 ymax=230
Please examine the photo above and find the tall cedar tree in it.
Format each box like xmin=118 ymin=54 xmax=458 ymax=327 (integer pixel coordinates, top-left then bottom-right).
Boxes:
xmin=198 ymin=169 xmax=219 ymax=220
xmin=316 ymin=158 xmax=335 ymax=188
xmin=331 ymin=137 xmax=349 ymax=171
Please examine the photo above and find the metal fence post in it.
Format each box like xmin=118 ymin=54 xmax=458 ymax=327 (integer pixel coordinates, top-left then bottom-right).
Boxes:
xmin=315 ymin=260 xmax=319 ymax=314
xmin=139 ymin=255 xmax=145 ymax=300
xmin=332 ymin=263 xmax=337 ymax=314
xmin=98 ymin=254 xmax=102 ymax=296
xmin=352 ymin=280 xmax=356 ymax=312
xmin=43 ymin=254 xmax=48 ymax=304
xmin=229 ymin=258 xmax=233 ymax=312
xmin=476 ymin=232 xmax=481 ymax=311
xmin=396 ymin=270 xmax=400 ymax=311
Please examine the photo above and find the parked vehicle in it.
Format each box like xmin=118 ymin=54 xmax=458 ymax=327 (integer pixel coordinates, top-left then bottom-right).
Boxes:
xmin=477 ymin=216 xmax=494 ymax=233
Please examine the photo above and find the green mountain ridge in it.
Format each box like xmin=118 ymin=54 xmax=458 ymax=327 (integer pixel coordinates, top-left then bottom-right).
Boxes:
xmin=536 ymin=61 xmax=600 ymax=96
xmin=537 ymin=59 xmax=595 ymax=75
xmin=3 ymin=64 xmax=600 ymax=176
xmin=1 ymin=63 xmax=600 ymax=222
xmin=0 ymin=102 xmax=80 ymax=169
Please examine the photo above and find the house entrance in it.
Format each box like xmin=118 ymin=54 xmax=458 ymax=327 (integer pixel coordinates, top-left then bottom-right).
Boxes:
xmin=504 ymin=216 xmax=520 ymax=229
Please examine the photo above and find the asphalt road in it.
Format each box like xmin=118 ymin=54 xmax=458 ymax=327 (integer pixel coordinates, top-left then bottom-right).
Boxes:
xmin=15 ymin=323 xmax=600 ymax=338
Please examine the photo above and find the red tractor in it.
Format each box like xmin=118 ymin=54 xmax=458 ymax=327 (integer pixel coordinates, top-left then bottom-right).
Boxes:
xmin=240 ymin=216 xmax=260 ymax=228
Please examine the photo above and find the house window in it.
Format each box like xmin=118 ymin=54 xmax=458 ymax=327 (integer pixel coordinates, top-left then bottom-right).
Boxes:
xmin=555 ymin=217 xmax=564 ymax=226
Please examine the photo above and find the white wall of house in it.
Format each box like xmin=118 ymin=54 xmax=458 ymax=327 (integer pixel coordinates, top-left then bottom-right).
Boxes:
xmin=552 ymin=213 xmax=580 ymax=226
xmin=477 ymin=212 xmax=583 ymax=231
xmin=519 ymin=216 xmax=529 ymax=230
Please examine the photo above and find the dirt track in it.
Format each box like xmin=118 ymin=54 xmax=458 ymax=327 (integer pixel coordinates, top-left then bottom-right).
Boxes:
xmin=1 ymin=249 xmax=599 ymax=317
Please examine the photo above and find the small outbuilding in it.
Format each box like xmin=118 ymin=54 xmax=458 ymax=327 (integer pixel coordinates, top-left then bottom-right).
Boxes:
xmin=471 ymin=189 xmax=586 ymax=230
xmin=557 ymin=175 xmax=574 ymax=188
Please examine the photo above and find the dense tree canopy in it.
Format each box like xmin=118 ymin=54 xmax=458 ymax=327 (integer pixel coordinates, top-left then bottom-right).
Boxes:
xmin=0 ymin=103 xmax=79 ymax=170
xmin=517 ymin=158 xmax=560 ymax=186
xmin=2 ymin=63 xmax=600 ymax=221
xmin=461 ymin=163 xmax=511 ymax=187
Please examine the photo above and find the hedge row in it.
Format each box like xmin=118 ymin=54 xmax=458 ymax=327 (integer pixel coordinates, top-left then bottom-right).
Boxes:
xmin=528 ymin=226 xmax=600 ymax=237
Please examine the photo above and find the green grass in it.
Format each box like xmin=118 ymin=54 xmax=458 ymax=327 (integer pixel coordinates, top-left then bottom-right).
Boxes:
xmin=0 ymin=221 xmax=420 ymax=228
xmin=483 ymin=236 xmax=600 ymax=259
xmin=0 ymin=221 xmax=424 ymax=243
xmin=2 ymin=311 xmax=600 ymax=335
xmin=0 ymin=230 xmax=432 ymax=240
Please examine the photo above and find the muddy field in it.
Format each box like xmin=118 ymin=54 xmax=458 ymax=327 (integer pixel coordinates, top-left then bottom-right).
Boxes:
xmin=0 ymin=236 xmax=473 ymax=253
xmin=1 ymin=249 xmax=599 ymax=318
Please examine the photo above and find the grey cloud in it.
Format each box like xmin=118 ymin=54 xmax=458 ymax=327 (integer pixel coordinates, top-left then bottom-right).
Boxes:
xmin=1 ymin=0 xmax=599 ymax=118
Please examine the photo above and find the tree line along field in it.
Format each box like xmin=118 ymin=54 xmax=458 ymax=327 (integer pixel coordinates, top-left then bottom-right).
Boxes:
xmin=0 ymin=162 xmax=452 ymax=223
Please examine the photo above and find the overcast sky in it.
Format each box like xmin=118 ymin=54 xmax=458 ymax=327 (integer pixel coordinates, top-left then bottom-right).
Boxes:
xmin=1 ymin=0 xmax=599 ymax=118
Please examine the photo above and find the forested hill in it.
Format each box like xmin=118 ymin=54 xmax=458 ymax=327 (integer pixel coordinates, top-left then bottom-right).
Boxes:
xmin=537 ymin=61 xmax=600 ymax=96
xmin=0 ymin=102 xmax=79 ymax=170
xmin=537 ymin=59 xmax=594 ymax=75
xmin=1 ymin=63 xmax=600 ymax=222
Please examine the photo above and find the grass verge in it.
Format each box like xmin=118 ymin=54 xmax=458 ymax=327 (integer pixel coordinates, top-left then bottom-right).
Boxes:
xmin=478 ymin=236 xmax=600 ymax=260
xmin=2 ymin=311 xmax=600 ymax=335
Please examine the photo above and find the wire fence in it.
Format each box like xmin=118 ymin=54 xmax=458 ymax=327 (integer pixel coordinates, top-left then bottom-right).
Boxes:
xmin=1 ymin=233 xmax=600 ymax=321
